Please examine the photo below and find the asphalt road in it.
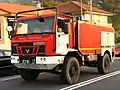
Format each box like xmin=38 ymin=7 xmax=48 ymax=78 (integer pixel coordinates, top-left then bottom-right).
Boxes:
xmin=0 ymin=58 xmax=120 ymax=90
xmin=75 ymin=74 xmax=120 ymax=90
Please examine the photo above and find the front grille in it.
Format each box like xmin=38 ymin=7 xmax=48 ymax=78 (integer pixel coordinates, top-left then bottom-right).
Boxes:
xmin=22 ymin=48 xmax=33 ymax=54
xmin=12 ymin=43 xmax=45 ymax=56
xmin=12 ymin=43 xmax=33 ymax=55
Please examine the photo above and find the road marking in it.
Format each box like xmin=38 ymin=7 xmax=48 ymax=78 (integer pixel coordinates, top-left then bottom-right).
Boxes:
xmin=0 ymin=75 xmax=20 ymax=82
xmin=60 ymin=70 xmax=120 ymax=90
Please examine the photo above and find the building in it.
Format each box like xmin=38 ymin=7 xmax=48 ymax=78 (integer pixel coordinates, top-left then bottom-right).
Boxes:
xmin=57 ymin=1 xmax=113 ymax=26
xmin=0 ymin=3 xmax=37 ymax=50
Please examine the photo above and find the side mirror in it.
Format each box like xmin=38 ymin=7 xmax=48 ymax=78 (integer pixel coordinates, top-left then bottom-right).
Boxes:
xmin=63 ymin=24 xmax=68 ymax=34
xmin=6 ymin=26 xmax=13 ymax=39
xmin=7 ymin=26 xmax=13 ymax=32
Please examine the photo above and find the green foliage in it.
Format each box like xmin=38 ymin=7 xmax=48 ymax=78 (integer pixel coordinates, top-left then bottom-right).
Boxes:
xmin=115 ymin=31 xmax=120 ymax=44
xmin=43 ymin=0 xmax=61 ymax=7
xmin=20 ymin=2 xmax=29 ymax=6
xmin=7 ymin=0 xmax=16 ymax=3
xmin=104 ymin=0 xmax=120 ymax=13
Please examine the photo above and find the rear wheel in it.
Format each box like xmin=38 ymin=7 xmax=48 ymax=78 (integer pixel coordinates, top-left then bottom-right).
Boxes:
xmin=97 ymin=54 xmax=110 ymax=74
xmin=19 ymin=69 xmax=39 ymax=81
xmin=60 ymin=56 xmax=80 ymax=84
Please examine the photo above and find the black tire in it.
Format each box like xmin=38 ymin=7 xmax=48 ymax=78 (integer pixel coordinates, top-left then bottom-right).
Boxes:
xmin=19 ymin=70 xmax=39 ymax=81
xmin=97 ymin=54 xmax=110 ymax=74
xmin=60 ymin=56 xmax=80 ymax=84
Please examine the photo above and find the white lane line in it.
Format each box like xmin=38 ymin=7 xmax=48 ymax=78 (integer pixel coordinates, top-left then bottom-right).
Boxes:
xmin=0 ymin=75 xmax=21 ymax=82
xmin=60 ymin=70 xmax=120 ymax=90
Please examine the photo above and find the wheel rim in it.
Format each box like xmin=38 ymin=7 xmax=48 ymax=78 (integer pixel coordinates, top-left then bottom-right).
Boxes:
xmin=69 ymin=60 xmax=79 ymax=81
xmin=104 ymin=58 xmax=110 ymax=71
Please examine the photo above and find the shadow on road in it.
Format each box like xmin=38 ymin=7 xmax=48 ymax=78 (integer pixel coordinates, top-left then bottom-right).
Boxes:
xmin=19 ymin=67 xmax=100 ymax=86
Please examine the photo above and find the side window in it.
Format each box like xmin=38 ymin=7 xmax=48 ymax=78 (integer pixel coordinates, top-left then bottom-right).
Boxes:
xmin=57 ymin=19 xmax=68 ymax=33
xmin=57 ymin=19 xmax=64 ymax=32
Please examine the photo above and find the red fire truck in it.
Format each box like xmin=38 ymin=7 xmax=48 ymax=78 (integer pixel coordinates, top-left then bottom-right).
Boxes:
xmin=7 ymin=7 xmax=115 ymax=84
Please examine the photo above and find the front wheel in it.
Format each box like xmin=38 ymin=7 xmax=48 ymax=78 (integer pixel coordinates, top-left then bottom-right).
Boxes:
xmin=97 ymin=54 xmax=111 ymax=74
xmin=60 ymin=56 xmax=80 ymax=84
xmin=19 ymin=69 xmax=39 ymax=81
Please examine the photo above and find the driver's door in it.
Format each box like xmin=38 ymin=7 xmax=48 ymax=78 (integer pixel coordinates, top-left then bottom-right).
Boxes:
xmin=56 ymin=20 xmax=69 ymax=54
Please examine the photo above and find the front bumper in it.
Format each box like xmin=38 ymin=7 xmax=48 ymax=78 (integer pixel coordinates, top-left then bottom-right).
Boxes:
xmin=11 ymin=56 xmax=64 ymax=70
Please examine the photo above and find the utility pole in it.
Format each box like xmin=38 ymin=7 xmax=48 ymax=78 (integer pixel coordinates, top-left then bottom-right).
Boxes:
xmin=90 ymin=0 xmax=92 ymax=22
xmin=80 ymin=0 xmax=83 ymax=16
xmin=40 ymin=0 xmax=43 ymax=7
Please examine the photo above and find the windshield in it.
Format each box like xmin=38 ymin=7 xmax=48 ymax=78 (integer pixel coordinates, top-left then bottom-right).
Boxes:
xmin=16 ymin=16 xmax=54 ymax=34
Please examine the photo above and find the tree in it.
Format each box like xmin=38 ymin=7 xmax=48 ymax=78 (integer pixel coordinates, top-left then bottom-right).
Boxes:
xmin=115 ymin=31 xmax=120 ymax=44
xmin=20 ymin=2 xmax=29 ymax=6
xmin=103 ymin=1 xmax=120 ymax=29
xmin=43 ymin=0 xmax=61 ymax=7
xmin=7 ymin=0 xmax=17 ymax=3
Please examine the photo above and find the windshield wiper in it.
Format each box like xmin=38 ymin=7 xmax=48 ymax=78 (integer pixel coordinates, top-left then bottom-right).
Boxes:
xmin=28 ymin=27 xmax=34 ymax=33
